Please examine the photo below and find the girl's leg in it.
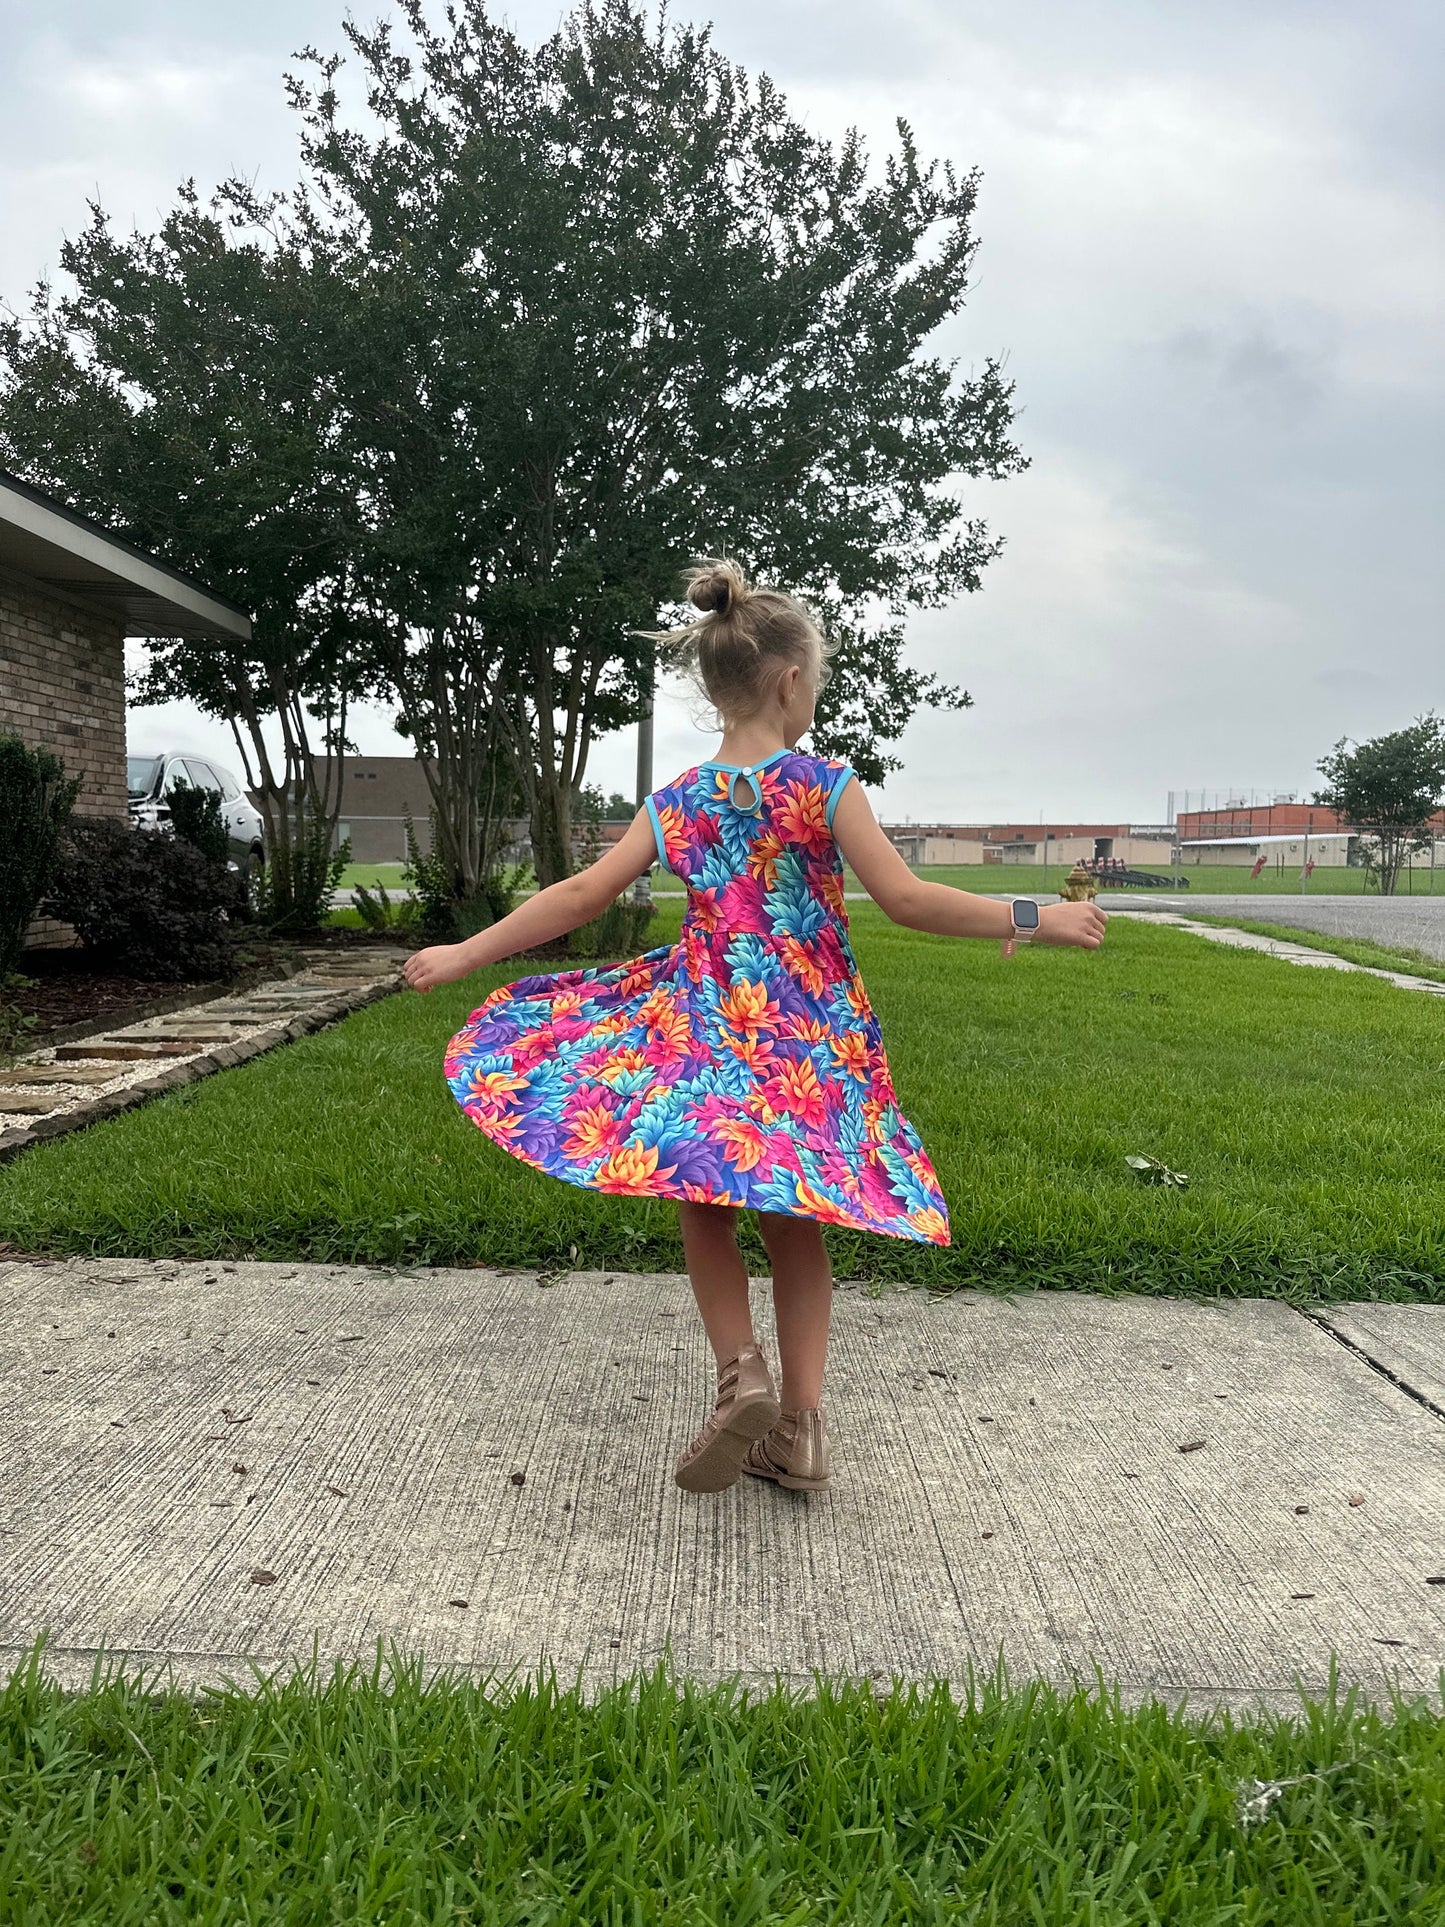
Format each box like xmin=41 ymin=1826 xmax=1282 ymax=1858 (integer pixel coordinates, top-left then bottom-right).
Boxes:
xmin=758 ymin=1213 xmax=833 ymax=1409
xmin=675 ymin=1202 xmax=781 ymax=1493
xmin=678 ymin=1201 xmax=756 ymax=1363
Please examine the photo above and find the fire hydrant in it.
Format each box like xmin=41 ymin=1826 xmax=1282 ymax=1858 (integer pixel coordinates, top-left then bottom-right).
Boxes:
xmin=1060 ymin=862 xmax=1098 ymax=902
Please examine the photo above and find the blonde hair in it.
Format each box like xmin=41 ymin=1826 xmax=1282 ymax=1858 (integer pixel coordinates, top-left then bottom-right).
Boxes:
xmin=637 ymin=556 xmax=834 ymax=719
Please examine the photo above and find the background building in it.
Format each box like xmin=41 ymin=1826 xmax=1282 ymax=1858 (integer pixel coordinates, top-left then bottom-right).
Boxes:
xmin=883 ymin=822 xmax=1176 ymax=868
xmin=1177 ymin=801 xmax=1445 ymax=867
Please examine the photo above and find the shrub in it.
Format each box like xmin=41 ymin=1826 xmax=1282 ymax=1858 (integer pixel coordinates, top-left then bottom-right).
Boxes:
xmin=0 ymin=735 xmax=80 ymax=975
xmin=43 ymin=818 xmax=245 ymax=980
xmin=353 ymin=881 xmax=421 ymax=932
xmin=403 ymin=812 xmax=523 ymax=942
xmin=0 ymin=974 xmax=38 ymax=1065
xmin=255 ymin=817 xmax=349 ymax=932
xmin=569 ymin=894 xmax=657 ymax=961
xmin=166 ymin=780 xmax=231 ymax=866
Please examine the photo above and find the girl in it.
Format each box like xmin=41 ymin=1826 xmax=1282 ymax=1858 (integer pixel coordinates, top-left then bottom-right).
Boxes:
xmin=404 ymin=559 xmax=1107 ymax=1496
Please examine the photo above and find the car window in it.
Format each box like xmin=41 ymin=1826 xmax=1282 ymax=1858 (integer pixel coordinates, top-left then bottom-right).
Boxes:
xmin=181 ymin=759 xmax=223 ymax=792
xmin=127 ymin=755 xmax=162 ymax=799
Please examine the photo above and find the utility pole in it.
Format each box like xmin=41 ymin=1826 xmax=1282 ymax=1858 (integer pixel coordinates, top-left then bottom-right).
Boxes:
xmin=632 ymin=649 xmax=655 ymax=908
xmin=1301 ymin=811 xmax=1311 ymax=894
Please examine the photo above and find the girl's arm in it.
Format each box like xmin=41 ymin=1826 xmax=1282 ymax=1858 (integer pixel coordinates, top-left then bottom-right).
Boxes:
xmin=831 ymin=781 xmax=1107 ymax=954
xmin=403 ymin=812 xmax=659 ymax=991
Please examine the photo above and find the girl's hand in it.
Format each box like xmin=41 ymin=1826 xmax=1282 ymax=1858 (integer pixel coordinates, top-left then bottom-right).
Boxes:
xmin=403 ymin=944 xmax=472 ymax=992
xmin=1027 ymin=900 xmax=1108 ymax=952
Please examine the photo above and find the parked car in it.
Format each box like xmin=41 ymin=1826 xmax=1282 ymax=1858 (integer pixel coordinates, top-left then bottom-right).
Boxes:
xmin=127 ymin=751 xmax=266 ymax=879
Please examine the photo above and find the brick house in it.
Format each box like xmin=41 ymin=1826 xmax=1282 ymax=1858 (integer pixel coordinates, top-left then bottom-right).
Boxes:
xmin=0 ymin=467 xmax=251 ymax=945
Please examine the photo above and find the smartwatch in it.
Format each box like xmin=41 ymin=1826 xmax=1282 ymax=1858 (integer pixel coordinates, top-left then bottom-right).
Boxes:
xmin=1008 ymin=898 xmax=1041 ymax=942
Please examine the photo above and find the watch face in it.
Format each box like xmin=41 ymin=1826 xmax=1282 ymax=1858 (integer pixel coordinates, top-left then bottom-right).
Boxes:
xmin=1013 ymin=898 xmax=1041 ymax=931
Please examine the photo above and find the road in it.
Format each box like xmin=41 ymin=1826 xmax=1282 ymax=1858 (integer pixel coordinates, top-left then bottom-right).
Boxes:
xmin=1100 ymin=892 xmax=1445 ymax=962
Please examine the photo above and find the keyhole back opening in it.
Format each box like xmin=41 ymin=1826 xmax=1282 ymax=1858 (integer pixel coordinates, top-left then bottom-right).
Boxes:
xmin=728 ymin=770 xmax=762 ymax=814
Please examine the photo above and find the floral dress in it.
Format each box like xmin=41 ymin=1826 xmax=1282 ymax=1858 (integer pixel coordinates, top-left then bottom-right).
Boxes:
xmin=443 ymin=748 xmax=950 ymax=1244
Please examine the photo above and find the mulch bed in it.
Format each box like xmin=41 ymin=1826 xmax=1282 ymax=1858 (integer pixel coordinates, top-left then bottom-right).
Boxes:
xmin=4 ymin=941 xmax=306 ymax=1054
xmin=4 ymin=924 xmax=626 ymax=1059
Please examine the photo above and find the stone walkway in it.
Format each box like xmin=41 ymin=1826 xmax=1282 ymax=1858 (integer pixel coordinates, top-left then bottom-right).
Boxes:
xmin=2 ymin=1260 xmax=1441 ymax=1711
xmin=0 ymin=947 xmax=411 ymax=1160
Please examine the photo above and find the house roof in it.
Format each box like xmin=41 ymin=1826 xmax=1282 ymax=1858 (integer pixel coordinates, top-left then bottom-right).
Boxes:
xmin=0 ymin=467 xmax=251 ymax=642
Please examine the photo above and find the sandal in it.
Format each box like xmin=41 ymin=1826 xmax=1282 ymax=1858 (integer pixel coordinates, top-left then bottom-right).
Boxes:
xmin=674 ymin=1342 xmax=781 ymax=1492
xmin=742 ymin=1404 xmax=831 ymax=1492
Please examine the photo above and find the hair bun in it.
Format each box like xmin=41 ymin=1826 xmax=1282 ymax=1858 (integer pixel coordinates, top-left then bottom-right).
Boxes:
xmin=685 ymin=556 xmax=750 ymax=619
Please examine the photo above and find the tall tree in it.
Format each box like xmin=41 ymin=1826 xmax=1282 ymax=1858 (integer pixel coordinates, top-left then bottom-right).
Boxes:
xmin=3 ymin=0 xmax=1029 ymax=898
xmin=1314 ymin=714 xmax=1445 ymax=895
xmin=284 ymin=0 xmax=1025 ymax=879
xmin=0 ymin=198 xmax=361 ymax=923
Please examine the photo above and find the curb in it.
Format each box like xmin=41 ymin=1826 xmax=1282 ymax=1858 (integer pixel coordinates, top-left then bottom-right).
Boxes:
xmin=0 ymin=976 xmax=401 ymax=1166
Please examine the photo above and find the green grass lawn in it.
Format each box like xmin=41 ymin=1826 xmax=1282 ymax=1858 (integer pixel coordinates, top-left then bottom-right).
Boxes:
xmin=3 ymin=1647 xmax=1439 ymax=1925
xmin=2 ymin=908 xmax=1442 ymax=1300
xmin=335 ymin=862 xmax=410 ymax=890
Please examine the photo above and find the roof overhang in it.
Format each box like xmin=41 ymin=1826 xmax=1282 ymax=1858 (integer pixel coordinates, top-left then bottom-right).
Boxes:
xmin=0 ymin=469 xmax=251 ymax=642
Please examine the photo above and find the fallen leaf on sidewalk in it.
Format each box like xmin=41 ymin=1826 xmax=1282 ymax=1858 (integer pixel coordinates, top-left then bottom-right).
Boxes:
xmin=232 ymin=1463 xmax=246 ymax=1475
xmin=1178 ymin=1440 xmax=1207 ymax=1454
xmin=1290 ymin=1592 xmax=1315 ymax=1601
xmin=1427 ymin=1577 xmax=1445 ymax=1586
xmin=1294 ymin=1505 xmax=1309 ymax=1515
xmin=249 ymin=1570 xmax=277 ymax=1586
xmin=326 ymin=1485 xmax=348 ymax=1498
xmin=1373 ymin=1637 xmax=1403 ymax=1647
xmin=449 ymin=1598 xmax=469 ymax=1609
xmin=510 ymin=1471 xmax=526 ymax=1487
xmin=1348 ymin=1494 xmax=1366 ymax=1507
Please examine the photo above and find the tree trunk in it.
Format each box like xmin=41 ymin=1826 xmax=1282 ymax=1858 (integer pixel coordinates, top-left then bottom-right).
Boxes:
xmin=530 ymin=773 xmax=574 ymax=888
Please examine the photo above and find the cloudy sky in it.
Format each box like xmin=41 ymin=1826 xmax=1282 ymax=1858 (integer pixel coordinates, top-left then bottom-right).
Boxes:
xmin=5 ymin=0 xmax=1441 ymax=825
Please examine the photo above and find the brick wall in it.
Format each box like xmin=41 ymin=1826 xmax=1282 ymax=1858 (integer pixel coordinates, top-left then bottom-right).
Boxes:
xmin=0 ymin=566 xmax=128 ymax=947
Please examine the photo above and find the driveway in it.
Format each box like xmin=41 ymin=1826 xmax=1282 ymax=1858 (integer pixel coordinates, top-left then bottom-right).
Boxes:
xmin=1098 ymin=891 xmax=1445 ymax=961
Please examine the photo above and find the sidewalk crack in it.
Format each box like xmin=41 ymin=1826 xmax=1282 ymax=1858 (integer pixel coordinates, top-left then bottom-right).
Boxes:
xmin=1303 ymin=1311 xmax=1445 ymax=1424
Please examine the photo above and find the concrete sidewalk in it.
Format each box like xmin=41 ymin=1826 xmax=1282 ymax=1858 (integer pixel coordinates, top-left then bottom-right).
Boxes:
xmin=1 ymin=1260 xmax=1441 ymax=1711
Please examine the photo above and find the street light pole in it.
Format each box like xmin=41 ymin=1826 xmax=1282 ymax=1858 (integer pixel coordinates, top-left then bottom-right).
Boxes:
xmin=632 ymin=648 xmax=655 ymax=908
